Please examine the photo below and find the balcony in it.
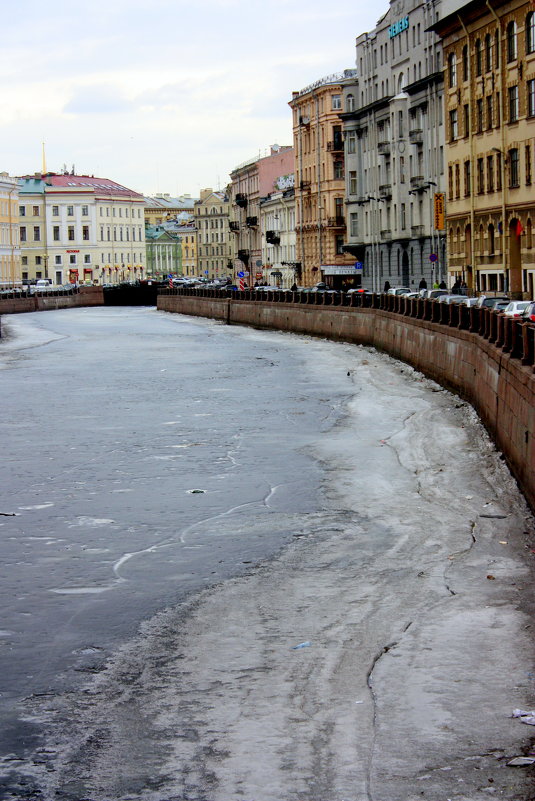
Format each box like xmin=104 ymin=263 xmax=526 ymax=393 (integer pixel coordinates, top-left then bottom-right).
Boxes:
xmin=299 ymin=180 xmax=311 ymax=192
xmin=380 ymin=229 xmax=392 ymax=241
xmin=411 ymin=224 xmax=425 ymax=237
xmin=327 ymin=138 xmax=344 ymax=152
xmin=235 ymin=193 xmax=248 ymax=208
xmin=266 ymin=230 xmax=281 ymax=245
xmin=410 ymin=175 xmax=425 ymax=188
xmin=326 ymin=216 xmax=346 ymax=228
xmin=409 ymin=128 xmax=424 ymax=145
xmin=229 ymin=221 xmax=240 ymax=232
xmin=237 ymin=249 xmax=250 ymax=263
xmin=299 ymin=115 xmax=310 ymax=127
xmin=246 ymin=216 xmax=258 ymax=227
xmin=379 ymin=183 xmax=392 ymax=198
xmin=378 ymin=141 xmax=391 ymax=156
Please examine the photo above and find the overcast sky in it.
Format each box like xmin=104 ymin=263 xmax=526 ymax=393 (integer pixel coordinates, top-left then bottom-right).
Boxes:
xmin=1 ymin=0 xmax=382 ymax=198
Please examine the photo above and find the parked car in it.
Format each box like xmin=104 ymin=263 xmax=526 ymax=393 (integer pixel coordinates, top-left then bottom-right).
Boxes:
xmin=461 ymin=297 xmax=479 ymax=307
xmin=387 ymin=286 xmax=411 ymax=296
xmin=421 ymin=289 xmax=449 ymax=300
xmin=346 ymin=287 xmax=370 ymax=294
xmin=502 ymin=301 xmax=530 ymax=318
xmin=476 ymin=295 xmax=509 ymax=308
xmin=437 ymin=294 xmax=468 ymax=304
xmin=494 ymin=301 xmax=511 ymax=312
xmin=521 ymin=301 xmax=535 ymax=323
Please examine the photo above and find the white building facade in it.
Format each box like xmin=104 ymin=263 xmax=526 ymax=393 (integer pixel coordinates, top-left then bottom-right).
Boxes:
xmin=0 ymin=172 xmax=20 ymax=286
xmin=260 ymin=181 xmax=297 ymax=287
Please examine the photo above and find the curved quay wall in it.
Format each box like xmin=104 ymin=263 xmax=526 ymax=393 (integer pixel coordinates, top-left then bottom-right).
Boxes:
xmin=158 ymin=289 xmax=535 ymax=512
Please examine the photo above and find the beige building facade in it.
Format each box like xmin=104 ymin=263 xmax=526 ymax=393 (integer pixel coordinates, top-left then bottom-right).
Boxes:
xmin=194 ymin=189 xmax=231 ymax=280
xmin=433 ymin=0 xmax=535 ymax=297
xmin=0 ymin=172 xmax=21 ymax=286
xmin=289 ymin=74 xmax=356 ymax=288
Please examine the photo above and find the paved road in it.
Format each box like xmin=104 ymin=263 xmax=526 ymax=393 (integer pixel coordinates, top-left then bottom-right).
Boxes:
xmin=0 ymin=307 xmax=533 ymax=800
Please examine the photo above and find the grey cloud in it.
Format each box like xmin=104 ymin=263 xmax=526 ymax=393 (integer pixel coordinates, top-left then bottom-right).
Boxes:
xmin=64 ymin=85 xmax=132 ymax=114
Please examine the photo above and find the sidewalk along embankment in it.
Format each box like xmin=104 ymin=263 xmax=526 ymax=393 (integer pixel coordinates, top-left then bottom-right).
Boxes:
xmin=158 ymin=290 xmax=535 ymax=513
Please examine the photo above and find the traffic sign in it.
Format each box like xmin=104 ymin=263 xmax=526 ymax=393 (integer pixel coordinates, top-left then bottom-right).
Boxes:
xmin=354 ymin=261 xmax=363 ymax=270
xmin=244 ymin=271 xmax=250 ymax=277
xmin=429 ymin=253 xmax=438 ymax=262
xmin=237 ymin=271 xmax=245 ymax=278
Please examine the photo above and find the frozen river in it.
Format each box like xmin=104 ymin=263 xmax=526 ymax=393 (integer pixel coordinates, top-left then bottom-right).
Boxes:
xmin=0 ymin=306 xmax=533 ymax=801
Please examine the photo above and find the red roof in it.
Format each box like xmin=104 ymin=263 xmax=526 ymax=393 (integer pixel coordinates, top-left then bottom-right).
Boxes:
xmin=43 ymin=173 xmax=143 ymax=199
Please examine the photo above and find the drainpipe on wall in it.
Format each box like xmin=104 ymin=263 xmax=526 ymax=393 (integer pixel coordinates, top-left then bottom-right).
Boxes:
xmin=458 ymin=14 xmax=475 ymax=289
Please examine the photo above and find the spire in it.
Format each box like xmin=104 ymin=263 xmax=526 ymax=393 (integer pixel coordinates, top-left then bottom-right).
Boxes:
xmin=41 ymin=142 xmax=47 ymax=174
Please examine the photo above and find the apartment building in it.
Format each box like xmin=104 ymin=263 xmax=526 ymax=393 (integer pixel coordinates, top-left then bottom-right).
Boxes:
xmin=289 ymin=73 xmax=357 ymax=288
xmin=194 ymin=189 xmax=231 ymax=280
xmin=0 ymin=172 xmax=20 ymax=286
xmin=259 ymin=178 xmax=297 ymax=287
xmin=18 ymin=172 xmax=146 ymax=285
xmin=341 ymin=1 xmax=446 ymax=292
xmin=229 ymin=145 xmax=294 ymax=284
xmin=432 ymin=0 xmax=535 ymax=297
xmin=144 ymin=194 xmax=195 ymax=227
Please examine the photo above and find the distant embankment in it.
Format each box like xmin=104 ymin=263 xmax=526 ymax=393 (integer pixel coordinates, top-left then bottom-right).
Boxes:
xmin=0 ymin=286 xmax=103 ymax=316
xmin=158 ymin=289 xmax=535 ymax=512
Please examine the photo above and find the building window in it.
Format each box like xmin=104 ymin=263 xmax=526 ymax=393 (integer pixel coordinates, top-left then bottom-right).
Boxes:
xmin=32 ymin=205 xmax=39 ymax=216
xmin=449 ymin=108 xmax=458 ymax=141
xmin=486 ymin=96 xmax=493 ymax=130
xmin=20 ymin=226 xmax=26 ymax=242
xmin=346 ymin=94 xmax=355 ymax=112
xmin=35 ymin=256 xmax=42 ymax=266
xmin=334 ymin=161 xmax=343 ymax=179
xmin=68 ymin=225 xmax=75 ymax=241
xmin=52 ymin=205 xmax=59 ymax=216
xmin=69 ymin=254 xmax=76 ymax=265
xmin=67 ymin=205 xmax=74 ymax=216
xmin=448 ymin=53 xmax=457 ymax=87
xmin=82 ymin=225 xmax=89 ymax=240
xmin=21 ymin=256 xmax=27 ymax=265
xmin=488 ymin=224 xmax=495 ymax=254
xmin=332 ymin=94 xmax=341 ymax=110
xmin=477 ymin=158 xmax=485 ymax=193
xmin=463 ymin=104 xmax=470 ymax=137
xmin=528 ymin=79 xmax=535 ymax=118
xmin=448 ymin=165 xmax=453 ymax=200
xmin=82 ymin=205 xmax=89 ymax=216
xmin=455 ymin=163 xmax=460 ymax=198
xmin=462 ymin=45 xmax=469 ymax=81
xmin=53 ymin=225 xmax=60 ymax=241
xmin=347 ymin=132 xmax=356 ymax=154
xmin=497 ymin=152 xmax=502 ymax=190
xmin=509 ymin=148 xmax=519 ymax=187
xmin=508 ymin=85 xmax=519 ymax=122
xmin=33 ymin=226 xmax=40 ymax=241
xmin=485 ymin=33 xmax=493 ymax=71
xmin=350 ymin=212 xmax=358 ymax=237
xmin=507 ymin=21 xmax=517 ymax=62
xmin=19 ymin=205 xmax=26 ymax=216
xmin=349 ymin=171 xmax=357 ymax=195
xmin=527 ymin=11 xmax=535 ymax=54
xmin=475 ymin=39 xmax=482 ymax=76
xmin=55 ymin=255 xmax=62 ymax=265
xmin=335 ymin=235 xmax=344 ymax=254
xmin=487 ymin=155 xmax=494 ymax=192
xmin=526 ymin=144 xmax=532 ymax=185
xmin=464 ymin=160 xmax=471 ymax=195
xmin=84 ymin=254 xmax=91 ymax=264
xmin=476 ymin=98 xmax=483 ymax=133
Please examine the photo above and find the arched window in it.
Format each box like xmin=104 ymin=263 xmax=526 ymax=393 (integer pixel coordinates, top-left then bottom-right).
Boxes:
xmin=526 ymin=12 xmax=535 ymax=54
xmin=495 ymin=31 xmax=500 ymax=68
xmin=507 ymin=21 xmax=517 ymax=62
xmin=488 ymin=223 xmax=495 ymax=254
xmin=456 ymin=226 xmax=461 ymax=254
xmin=485 ymin=33 xmax=493 ymax=71
xmin=462 ymin=45 xmax=469 ymax=81
xmin=527 ymin=219 xmax=533 ymax=249
xmin=448 ymin=52 xmax=457 ymax=87
xmin=475 ymin=39 xmax=482 ymax=76
xmin=449 ymin=227 xmax=454 ymax=254
xmin=479 ymin=224 xmax=484 ymax=253
xmin=346 ymin=94 xmax=355 ymax=112
xmin=398 ymin=73 xmax=404 ymax=92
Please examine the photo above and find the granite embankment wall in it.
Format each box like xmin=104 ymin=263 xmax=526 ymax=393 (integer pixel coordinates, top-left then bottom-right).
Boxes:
xmin=158 ymin=291 xmax=535 ymax=512
xmin=0 ymin=286 xmax=103 ymax=320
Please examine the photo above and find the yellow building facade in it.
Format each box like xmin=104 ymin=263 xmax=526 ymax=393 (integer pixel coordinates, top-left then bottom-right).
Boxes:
xmin=289 ymin=74 xmax=355 ymax=287
xmin=433 ymin=0 xmax=535 ymax=297
xmin=0 ymin=172 xmax=20 ymax=286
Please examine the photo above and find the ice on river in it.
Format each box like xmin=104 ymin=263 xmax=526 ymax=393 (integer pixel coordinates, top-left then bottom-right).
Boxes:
xmin=0 ymin=307 xmax=534 ymax=801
